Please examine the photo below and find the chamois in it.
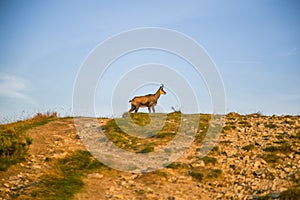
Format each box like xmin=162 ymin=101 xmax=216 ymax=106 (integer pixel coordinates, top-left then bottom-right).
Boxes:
xmin=128 ymin=85 xmax=166 ymax=113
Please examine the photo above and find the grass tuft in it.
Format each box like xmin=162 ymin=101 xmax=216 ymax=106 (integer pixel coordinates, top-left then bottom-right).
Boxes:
xmin=190 ymin=171 xmax=204 ymax=181
xmin=242 ymin=144 xmax=255 ymax=151
xmin=263 ymin=141 xmax=292 ymax=154
xmin=0 ymin=112 xmax=57 ymax=171
xmin=238 ymin=120 xmax=252 ymax=127
xmin=137 ymin=144 xmax=155 ymax=153
xmin=219 ymin=140 xmax=232 ymax=144
xmin=264 ymin=123 xmax=277 ymax=129
xmin=102 ymin=112 xmax=183 ymax=153
xmin=207 ymin=169 xmax=222 ymax=178
xmin=261 ymin=152 xmax=282 ymax=163
xmin=190 ymin=168 xmax=222 ymax=181
xmin=199 ymin=156 xmax=217 ymax=165
xmin=166 ymin=162 xmax=186 ymax=169
xmin=30 ymin=150 xmax=104 ymax=200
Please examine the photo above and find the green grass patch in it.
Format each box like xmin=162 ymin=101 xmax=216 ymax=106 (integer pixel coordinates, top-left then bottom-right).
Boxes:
xmin=209 ymin=146 xmax=219 ymax=155
xmin=261 ymin=152 xmax=282 ymax=163
xmin=103 ymin=113 xmax=217 ymax=153
xmin=258 ymin=186 xmax=300 ymax=200
xmin=199 ymin=156 xmax=217 ymax=165
xmin=222 ymin=125 xmax=236 ymax=132
xmin=263 ymin=146 xmax=277 ymax=152
xmin=207 ymin=169 xmax=222 ymax=179
xmin=0 ymin=112 xmax=57 ymax=171
xmin=282 ymin=119 xmax=295 ymax=125
xmin=195 ymin=114 xmax=211 ymax=143
xmin=190 ymin=168 xmax=222 ymax=181
xmin=226 ymin=112 xmax=240 ymax=120
xmin=130 ymin=113 xmax=151 ymax=126
xmin=137 ymin=143 xmax=155 ymax=153
xmin=197 ymin=114 xmax=210 ymax=131
xmin=238 ymin=120 xmax=252 ymax=127
xmin=135 ymin=189 xmax=145 ymax=195
xmin=264 ymin=122 xmax=277 ymax=129
xmin=30 ymin=150 xmax=105 ymax=200
xmin=278 ymin=187 xmax=300 ymax=199
xmin=102 ymin=112 xmax=188 ymax=153
xmin=263 ymin=141 xmax=292 ymax=154
xmin=242 ymin=144 xmax=255 ymax=151
xmin=190 ymin=171 xmax=204 ymax=181
xmin=153 ymin=170 xmax=168 ymax=178
xmin=219 ymin=140 xmax=232 ymax=144
xmin=154 ymin=131 xmax=176 ymax=139
xmin=222 ymin=125 xmax=232 ymax=131
xmin=291 ymin=171 xmax=300 ymax=184
xmin=166 ymin=162 xmax=186 ymax=169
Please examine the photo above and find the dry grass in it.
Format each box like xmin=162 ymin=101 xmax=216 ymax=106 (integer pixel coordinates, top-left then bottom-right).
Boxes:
xmin=0 ymin=112 xmax=57 ymax=171
xmin=29 ymin=150 xmax=105 ymax=200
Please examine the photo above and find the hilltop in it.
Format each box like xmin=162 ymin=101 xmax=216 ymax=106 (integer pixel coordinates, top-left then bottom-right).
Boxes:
xmin=0 ymin=112 xmax=299 ymax=199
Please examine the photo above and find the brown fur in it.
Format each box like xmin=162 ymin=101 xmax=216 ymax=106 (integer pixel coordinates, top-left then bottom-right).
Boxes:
xmin=129 ymin=85 xmax=166 ymax=113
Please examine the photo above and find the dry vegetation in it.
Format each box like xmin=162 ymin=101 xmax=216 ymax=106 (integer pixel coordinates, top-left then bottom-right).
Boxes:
xmin=0 ymin=112 xmax=57 ymax=171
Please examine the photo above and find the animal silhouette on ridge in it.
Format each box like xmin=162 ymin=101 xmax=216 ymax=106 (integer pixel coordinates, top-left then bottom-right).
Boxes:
xmin=128 ymin=84 xmax=166 ymax=113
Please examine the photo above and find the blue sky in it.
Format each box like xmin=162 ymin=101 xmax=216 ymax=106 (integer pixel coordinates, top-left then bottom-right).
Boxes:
xmin=0 ymin=0 xmax=300 ymax=121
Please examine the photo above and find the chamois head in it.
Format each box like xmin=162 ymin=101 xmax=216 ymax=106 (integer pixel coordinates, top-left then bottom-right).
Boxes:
xmin=159 ymin=84 xmax=167 ymax=95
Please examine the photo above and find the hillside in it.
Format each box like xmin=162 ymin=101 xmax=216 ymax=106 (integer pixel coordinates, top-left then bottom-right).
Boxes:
xmin=0 ymin=113 xmax=299 ymax=199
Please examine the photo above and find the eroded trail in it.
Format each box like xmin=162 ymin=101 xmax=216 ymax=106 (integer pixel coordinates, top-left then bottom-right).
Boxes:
xmin=0 ymin=118 xmax=83 ymax=199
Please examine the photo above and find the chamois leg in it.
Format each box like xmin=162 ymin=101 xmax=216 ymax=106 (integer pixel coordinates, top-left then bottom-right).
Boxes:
xmin=152 ymin=106 xmax=155 ymax=113
xmin=148 ymin=107 xmax=151 ymax=113
xmin=135 ymin=105 xmax=140 ymax=113
xmin=129 ymin=104 xmax=136 ymax=113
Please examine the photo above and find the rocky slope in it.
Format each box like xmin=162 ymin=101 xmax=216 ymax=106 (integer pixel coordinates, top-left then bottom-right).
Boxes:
xmin=0 ymin=113 xmax=299 ymax=199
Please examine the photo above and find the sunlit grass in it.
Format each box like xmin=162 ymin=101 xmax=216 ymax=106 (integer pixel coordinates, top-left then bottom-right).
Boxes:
xmin=0 ymin=112 xmax=57 ymax=171
xmin=102 ymin=112 xmax=211 ymax=153
xmin=190 ymin=168 xmax=222 ymax=181
xmin=29 ymin=150 xmax=105 ymax=200
xmin=199 ymin=156 xmax=217 ymax=166
xmin=263 ymin=141 xmax=293 ymax=154
xmin=242 ymin=144 xmax=255 ymax=151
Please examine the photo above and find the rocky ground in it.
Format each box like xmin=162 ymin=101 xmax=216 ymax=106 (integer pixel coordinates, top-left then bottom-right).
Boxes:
xmin=0 ymin=113 xmax=299 ymax=199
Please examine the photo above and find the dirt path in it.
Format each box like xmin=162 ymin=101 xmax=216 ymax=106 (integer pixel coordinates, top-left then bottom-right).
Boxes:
xmin=0 ymin=118 xmax=84 ymax=199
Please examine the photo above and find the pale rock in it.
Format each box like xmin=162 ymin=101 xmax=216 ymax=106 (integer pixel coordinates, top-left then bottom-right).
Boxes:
xmin=113 ymin=194 xmax=124 ymax=199
xmin=87 ymin=173 xmax=103 ymax=179
xmin=193 ymin=160 xmax=205 ymax=167
xmin=279 ymin=187 xmax=288 ymax=192
xmin=243 ymin=155 xmax=250 ymax=162
xmin=32 ymin=165 xmax=42 ymax=169
xmin=236 ymin=185 xmax=243 ymax=191
xmin=130 ymin=174 xmax=139 ymax=179
xmin=109 ymin=186 xmax=115 ymax=192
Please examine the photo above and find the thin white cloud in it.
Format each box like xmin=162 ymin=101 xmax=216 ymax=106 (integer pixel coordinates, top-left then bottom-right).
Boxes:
xmin=0 ymin=73 xmax=36 ymax=104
